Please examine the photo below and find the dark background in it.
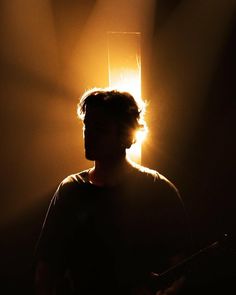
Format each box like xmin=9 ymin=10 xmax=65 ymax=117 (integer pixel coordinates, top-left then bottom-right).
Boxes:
xmin=0 ymin=1 xmax=235 ymax=294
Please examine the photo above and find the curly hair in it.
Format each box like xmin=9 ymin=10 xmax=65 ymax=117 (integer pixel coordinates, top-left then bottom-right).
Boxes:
xmin=77 ymin=88 xmax=147 ymax=146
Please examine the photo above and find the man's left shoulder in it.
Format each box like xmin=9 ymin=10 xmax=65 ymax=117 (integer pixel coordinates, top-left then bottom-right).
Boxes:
xmin=135 ymin=165 xmax=179 ymax=194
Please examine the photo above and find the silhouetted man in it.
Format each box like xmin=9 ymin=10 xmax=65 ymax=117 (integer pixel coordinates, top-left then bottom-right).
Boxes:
xmin=34 ymin=89 xmax=191 ymax=295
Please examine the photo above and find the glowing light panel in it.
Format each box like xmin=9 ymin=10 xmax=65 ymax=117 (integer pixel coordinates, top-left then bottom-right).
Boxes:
xmin=107 ymin=31 xmax=145 ymax=164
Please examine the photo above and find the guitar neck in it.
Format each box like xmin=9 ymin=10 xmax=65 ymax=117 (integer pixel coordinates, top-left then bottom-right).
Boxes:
xmin=150 ymin=233 xmax=230 ymax=289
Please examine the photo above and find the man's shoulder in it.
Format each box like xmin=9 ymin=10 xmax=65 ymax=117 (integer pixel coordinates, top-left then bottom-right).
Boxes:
xmin=53 ymin=169 xmax=91 ymax=200
xmin=133 ymin=163 xmax=177 ymax=187
xmin=131 ymin=163 xmax=181 ymax=201
xmin=60 ymin=169 xmax=90 ymax=186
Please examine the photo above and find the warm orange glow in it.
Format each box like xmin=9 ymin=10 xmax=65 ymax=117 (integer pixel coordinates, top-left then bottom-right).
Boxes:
xmin=135 ymin=128 xmax=148 ymax=144
xmin=108 ymin=69 xmax=141 ymax=102
xmin=107 ymin=31 xmax=146 ymax=164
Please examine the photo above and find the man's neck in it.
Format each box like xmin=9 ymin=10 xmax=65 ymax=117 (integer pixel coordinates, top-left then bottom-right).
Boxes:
xmin=89 ymin=156 xmax=134 ymax=187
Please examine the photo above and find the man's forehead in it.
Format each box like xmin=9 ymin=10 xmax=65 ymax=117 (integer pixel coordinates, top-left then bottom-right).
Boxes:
xmin=84 ymin=106 xmax=115 ymax=124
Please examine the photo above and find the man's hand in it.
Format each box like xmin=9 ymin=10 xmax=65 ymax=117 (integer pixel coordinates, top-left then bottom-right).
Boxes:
xmin=156 ymin=276 xmax=186 ymax=295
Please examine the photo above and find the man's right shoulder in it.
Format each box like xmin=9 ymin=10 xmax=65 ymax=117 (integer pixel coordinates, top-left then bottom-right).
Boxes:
xmin=60 ymin=169 xmax=89 ymax=186
xmin=53 ymin=169 xmax=90 ymax=201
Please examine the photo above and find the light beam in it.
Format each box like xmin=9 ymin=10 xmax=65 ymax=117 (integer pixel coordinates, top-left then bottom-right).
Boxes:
xmin=107 ymin=31 xmax=147 ymax=164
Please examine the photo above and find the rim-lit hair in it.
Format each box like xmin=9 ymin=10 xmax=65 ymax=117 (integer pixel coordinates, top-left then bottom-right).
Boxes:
xmin=77 ymin=88 xmax=147 ymax=145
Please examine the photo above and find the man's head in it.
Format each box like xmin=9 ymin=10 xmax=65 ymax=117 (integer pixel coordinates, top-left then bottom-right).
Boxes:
xmin=77 ymin=88 xmax=146 ymax=161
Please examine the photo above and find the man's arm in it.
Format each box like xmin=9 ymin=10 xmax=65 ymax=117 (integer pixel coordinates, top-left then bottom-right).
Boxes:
xmin=152 ymin=176 xmax=192 ymax=295
xmin=35 ymin=260 xmax=57 ymax=295
xmin=33 ymin=182 xmax=71 ymax=295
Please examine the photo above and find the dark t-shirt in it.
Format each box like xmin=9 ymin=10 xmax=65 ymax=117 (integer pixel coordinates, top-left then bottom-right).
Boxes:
xmin=35 ymin=167 xmax=190 ymax=294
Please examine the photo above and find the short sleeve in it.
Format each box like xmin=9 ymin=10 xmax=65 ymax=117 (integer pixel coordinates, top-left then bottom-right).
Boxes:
xmin=34 ymin=182 xmax=73 ymax=270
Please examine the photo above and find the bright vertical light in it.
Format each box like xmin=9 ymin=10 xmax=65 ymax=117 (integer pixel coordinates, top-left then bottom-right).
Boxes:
xmin=107 ymin=31 xmax=145 ymax=165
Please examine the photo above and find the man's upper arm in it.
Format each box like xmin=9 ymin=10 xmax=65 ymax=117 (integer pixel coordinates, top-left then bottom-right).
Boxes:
xmin=156 ymin=176 xmax=192 ymax=266
xmin=34 ymin=180 xmax=75 ymax=269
